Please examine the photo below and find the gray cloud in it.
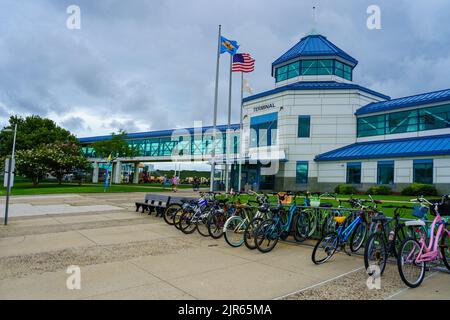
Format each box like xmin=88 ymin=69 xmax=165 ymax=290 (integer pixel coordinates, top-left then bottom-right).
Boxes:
xmin=0 ymin=0 xmax=449 ymax=136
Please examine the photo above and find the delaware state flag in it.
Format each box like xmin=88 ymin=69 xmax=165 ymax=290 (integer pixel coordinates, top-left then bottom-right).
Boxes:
xmin=220 ymin=36 xmax=239 ymax=55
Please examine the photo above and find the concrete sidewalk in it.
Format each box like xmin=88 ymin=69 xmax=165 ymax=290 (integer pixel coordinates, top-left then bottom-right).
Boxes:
xmin=0 ymin=193 xmax=448 ymax=300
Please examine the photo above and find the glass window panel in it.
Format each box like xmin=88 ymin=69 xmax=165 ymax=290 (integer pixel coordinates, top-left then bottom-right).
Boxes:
xmin=317 ymin=67 xmax=332 ymax=75
xmin=287 ymin=69 xmax=300 ymax=78
xmin=318 ymin=59 xmax=333 ymax=67
xmin=288 ymin=62 xmax=300 ymax=70
xmin=419 ymin=104 xmax=450 ymax=131
xmin=298 ymin=116 xmax=311 ymax=137
xmin=357 ymin=115 xmax=385 ymax=137
xmin=276 ymin=66 xmax=287 ymax=75
xmin=346 ymin=162 xmax=361 ymax=184
xmin=296 ymin=161 xmax=309 ymax=184
xmin=387 ymin=110 xmax=418 ymax=134
xmin=377 ymin=161 xmax=394 ymax=184
xmin=302 ymin=60 xmax=317 ymax=68
xmin=413 ymin=159 xmax=433 ymax=184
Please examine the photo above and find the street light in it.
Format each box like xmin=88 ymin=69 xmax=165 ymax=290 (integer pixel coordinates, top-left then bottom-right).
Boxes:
xmin=2 ymin=124 xmax=17 ymax=225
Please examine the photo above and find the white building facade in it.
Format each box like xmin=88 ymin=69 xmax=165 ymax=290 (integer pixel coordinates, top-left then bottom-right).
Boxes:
xmin=234 ymin=33 xmax=450 ymax=194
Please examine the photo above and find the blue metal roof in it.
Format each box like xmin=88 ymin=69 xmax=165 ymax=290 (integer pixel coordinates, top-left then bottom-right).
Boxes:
xmin=272 ymin=34 xmax=358 ymax=68
xmin=242 ymin=81 xmax=390 ymax=103
xmin=315 ymin=134 xmax=450 ymax=161
xmin=78 ymin=124 xmax=240 ymax=144
xmin=356 ymin=88 xmax=450 ymax=116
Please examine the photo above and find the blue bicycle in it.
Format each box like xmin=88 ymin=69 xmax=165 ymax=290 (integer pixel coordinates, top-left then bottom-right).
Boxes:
xmin=254 ymin=192 xmax=303 ymax=253
xmin=311 ymin=210 xmax=368 ymax=264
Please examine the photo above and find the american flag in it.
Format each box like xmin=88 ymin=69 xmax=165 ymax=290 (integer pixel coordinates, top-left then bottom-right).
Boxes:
xmin=232 ymin=53 xmax=255 ymax=73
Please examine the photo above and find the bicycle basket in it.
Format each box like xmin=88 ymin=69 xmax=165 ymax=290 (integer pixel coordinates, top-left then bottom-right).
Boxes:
xmin=279 ymin=195 xmax=293 ymax=205
xmin=412 ymin=204 xmax=428 ymax=219
xmin=310 ymin=198 xmax=320 ymax=207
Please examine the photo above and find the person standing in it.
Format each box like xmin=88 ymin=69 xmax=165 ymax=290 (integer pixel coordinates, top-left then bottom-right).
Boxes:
xmin=162 ymin=175 xmax=167 ymax=190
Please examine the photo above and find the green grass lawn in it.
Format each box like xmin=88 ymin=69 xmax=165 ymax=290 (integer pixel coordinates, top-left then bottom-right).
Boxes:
xmin=1 ymin=181 xmax=434 ymax=219
xmin=0 ymin=182 xmax=178 ymax=196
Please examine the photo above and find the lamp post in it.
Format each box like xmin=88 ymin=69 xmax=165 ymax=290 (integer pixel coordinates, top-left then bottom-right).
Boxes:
xmin=3 ymin=124 xmax=17 ymax=225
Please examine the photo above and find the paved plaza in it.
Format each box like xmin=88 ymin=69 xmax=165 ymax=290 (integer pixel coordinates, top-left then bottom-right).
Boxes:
xmin=0 ymin=192 xmax=448 ymax=300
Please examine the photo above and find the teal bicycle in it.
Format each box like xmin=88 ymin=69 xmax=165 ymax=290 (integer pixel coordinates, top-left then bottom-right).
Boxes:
xmin=253 ymin=192 xmax=303 ymax=253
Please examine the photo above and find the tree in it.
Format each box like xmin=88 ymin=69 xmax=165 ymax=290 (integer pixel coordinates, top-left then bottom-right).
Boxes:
xmin=45 ymin=142 xmax=90 ymax=184
xmin=91 ymin=130 xmax=139 ymax=159
xmin=2 ymin=115 xmax=89 ymax=186
xmin=15 ymin=147 xmax=51 ymax=186
xmin=0 ymin=115 xmax=78 ymax=157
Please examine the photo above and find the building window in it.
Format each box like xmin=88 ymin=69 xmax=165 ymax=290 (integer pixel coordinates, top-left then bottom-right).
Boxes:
xmin=357 ymin=114 xmax=386 ymax=137
xmin=357 ymin=104 xmax=450 ymax=138
xmin=334 ymin=61 xmax=352 ymax=80
xmin=387 ymin=109 xmax=419 ymax=134
xmin=419 ymin=105 xmax=450 ymax=131
xmin=413 ymin=159 xmax=433 ymax=184
xmin=377 ymin=161 xmax=394 ymax=185
xmin=296 ymin=161 xmax=309 ymax=184
xmin=346 ymin=162 xmax=361 ymax=184
xmin=298 ymin=115 xmax=311 ymax=137
xmin=275 ymin=59 xmax=353 ymax=82
xmin=301 ymin=59 xmax=333 ymax=76
xmin=250 ymin=112 xmax=278 ymax=147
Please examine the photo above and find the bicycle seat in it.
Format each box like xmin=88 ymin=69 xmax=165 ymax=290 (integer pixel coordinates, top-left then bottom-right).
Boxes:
xmin=405 ymin=220 xmax=426 ymax=227
xmin=371 ymin=214 xmax=387 ymax=223
xmin=320 ymin=202 xmax=333 ymax=208
xmin=334 ymin=216 xmax=346 ymax=225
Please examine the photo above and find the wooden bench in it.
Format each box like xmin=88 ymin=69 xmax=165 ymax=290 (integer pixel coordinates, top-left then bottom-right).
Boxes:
xmin=135 ymin=194 xmax=171 ymax=217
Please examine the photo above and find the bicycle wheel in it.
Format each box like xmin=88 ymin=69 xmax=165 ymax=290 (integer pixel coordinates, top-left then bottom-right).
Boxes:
xmin=293 ymin=210 xmax=310 ymax=242
xmin=350 ymin=220 xmax=367 ymax=252
xmin=243 ymin=217 xmax=263 ymax=250
xmin=163 ymin=204 xmax=181 ymax=225
xmin=208 ymin=212 xmax=226 ymax=239
xmin=392 ymin=227 xmax=407 ymax=258
xmin=397 ymin=238 xmax=426 ymax=288
xmin=312 ymin=232 xmax=338 ymax=265
xmin=179 ymin=211 xmax=197 ymax=234
xmin=441 ymin=230 xmax=450 ymax=270
xmin=364 ymin=233 xmax=388 ymax=275
xmin=254 ymin=219 xmax=279 ymax=253
xmin=172 ymin=208 xmax=185 ymax=230
xmin=321 ymin=214 xmax=337 ymax=237
xmin=224 ymin=215 xmax=247 ymax=247
xmin=308 ymin=209 xmax=318 ymax=237
xmin=196 ymin=210 xmax=211 ymax=237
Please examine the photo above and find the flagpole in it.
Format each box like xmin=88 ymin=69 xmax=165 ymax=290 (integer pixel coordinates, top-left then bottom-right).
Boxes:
xmin=238 ymin=72 xmax=244 ymax=192
xmin=210 ymin=25 xmax=221 ymax=192
xmin=225 ymin=54 xmax=233 ymax=193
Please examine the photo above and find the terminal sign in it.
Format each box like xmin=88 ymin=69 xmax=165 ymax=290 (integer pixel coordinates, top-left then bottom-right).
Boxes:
xmin=253 ymin=103 xmax=276 ymax=112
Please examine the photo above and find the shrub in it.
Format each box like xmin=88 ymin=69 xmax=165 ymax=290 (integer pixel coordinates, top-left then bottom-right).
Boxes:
xmin=401 ymin=183 xmax=438 ymax=196
xmin=334 ymin=184 xmax=358 ymax=195
xmin=365 ymin=185 xmax=392 ymax=195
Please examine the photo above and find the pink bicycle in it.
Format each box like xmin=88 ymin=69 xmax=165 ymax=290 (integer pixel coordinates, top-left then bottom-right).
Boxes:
xmin=397 ymin=195 xmax=450 ymax=288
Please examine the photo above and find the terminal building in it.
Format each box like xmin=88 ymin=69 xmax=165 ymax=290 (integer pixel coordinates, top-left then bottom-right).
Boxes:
xmin=79 ymin=33 xmax=450 ymax=194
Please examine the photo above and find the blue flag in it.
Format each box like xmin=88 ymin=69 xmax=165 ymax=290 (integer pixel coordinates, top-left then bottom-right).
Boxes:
xmin=220 ymin=36 xmax=239 ymax=55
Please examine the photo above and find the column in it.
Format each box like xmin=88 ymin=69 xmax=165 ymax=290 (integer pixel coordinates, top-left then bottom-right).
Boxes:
xmin=133 ymin=162 xmax=140 ymax=184
xmin=113 ymin=161 xmax=121 ymax=184
xmin=92 ymin=162 xmax=99 ymax=183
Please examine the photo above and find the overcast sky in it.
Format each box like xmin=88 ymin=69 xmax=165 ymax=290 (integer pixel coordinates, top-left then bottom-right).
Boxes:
xmin=1 ymin=0 xmax=449 ymax=139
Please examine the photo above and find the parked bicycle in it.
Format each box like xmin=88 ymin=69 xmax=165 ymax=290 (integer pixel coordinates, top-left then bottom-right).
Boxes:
xmin=397 ymin=195 xmax=450 ymax=288
xmin=253 ymin=192 xmax=304 ymax=253
xmin=311 ymin=205 xmax=369 ymax=264
xmin=364 ymin=205 xmax=428 ymax=275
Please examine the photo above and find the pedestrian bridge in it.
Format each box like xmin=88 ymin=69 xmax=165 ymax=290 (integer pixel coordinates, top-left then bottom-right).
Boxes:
xmin=79 ymin=124 xmax=240 ymax=163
